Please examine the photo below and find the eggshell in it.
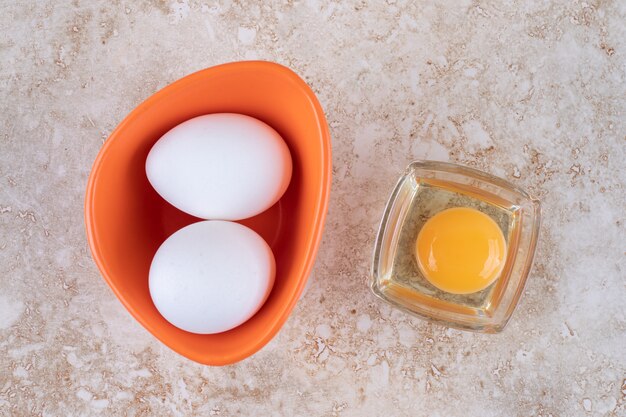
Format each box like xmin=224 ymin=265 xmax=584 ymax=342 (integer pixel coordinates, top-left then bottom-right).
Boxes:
xmin=149 ymin=220 xmax=275 ymax=334
xmin=146 ymin=113 xmax=292 ymax=220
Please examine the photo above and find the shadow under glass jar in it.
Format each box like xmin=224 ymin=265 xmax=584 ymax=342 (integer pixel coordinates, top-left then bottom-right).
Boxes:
xmin=371 ymin=160 xmax=541 ymax=333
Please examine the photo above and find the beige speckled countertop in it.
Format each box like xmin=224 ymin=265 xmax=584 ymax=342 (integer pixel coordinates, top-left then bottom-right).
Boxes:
xmin=1 ymin=1 xmax=625 ymax=416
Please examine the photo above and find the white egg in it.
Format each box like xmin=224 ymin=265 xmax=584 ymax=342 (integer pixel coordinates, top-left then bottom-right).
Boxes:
xmin=149 ymin=220 xmax=275 ymax=334
xmin=146 ymin=113 xmax=292 ymax=220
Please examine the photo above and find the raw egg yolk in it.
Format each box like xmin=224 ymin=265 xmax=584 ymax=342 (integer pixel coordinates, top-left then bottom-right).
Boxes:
xmin=415 ymin=207 xmax=507 ymax=294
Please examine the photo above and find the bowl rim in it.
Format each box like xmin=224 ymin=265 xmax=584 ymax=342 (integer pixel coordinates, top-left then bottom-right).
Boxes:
xmin=84 ymin=61 xmax=332 ymax=365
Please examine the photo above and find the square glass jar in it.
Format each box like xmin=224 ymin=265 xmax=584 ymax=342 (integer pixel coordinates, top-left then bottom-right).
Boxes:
xmin=371 ymin=161 xmax=541 ymax=333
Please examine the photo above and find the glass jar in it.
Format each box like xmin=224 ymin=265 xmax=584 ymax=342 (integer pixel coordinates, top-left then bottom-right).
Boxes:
xmin=371 ymin=161 xmax=541 ymax=333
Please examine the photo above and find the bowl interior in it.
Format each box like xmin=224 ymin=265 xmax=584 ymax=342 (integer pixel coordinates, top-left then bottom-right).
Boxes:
xmin=85 ymin=62 xmax=331 ymax=365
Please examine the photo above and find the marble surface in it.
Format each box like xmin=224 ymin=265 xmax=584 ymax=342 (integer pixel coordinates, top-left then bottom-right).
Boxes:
xmin=1 ymin=1 xmax=625 ymax=416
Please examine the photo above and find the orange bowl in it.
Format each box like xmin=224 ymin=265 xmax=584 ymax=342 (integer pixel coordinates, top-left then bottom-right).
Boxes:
xmin=84 ymin=61 xmax=332 ymax=365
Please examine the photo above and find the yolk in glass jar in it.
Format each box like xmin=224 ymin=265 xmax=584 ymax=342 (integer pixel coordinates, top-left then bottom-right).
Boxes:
xmin=415 ymin=207 xmax=507 ymax=294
